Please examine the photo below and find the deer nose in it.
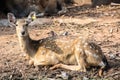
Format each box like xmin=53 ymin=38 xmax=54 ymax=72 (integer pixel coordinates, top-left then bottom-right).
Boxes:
xmin=21 ymin=31 xmax=25 ymax=35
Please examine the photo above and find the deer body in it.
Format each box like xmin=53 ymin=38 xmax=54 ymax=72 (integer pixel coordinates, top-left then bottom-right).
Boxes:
xmin=33 ymin=37 xmax=80 ymax=66
xmin=8 ymin=12 xmax=108 ymax=76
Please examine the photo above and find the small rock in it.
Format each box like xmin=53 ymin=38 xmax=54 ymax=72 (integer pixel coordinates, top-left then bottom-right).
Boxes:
xmin=47 ymin=78 xmax=56 ymax=80
xmin=109 ymin=53 xmax=116 ymax=59
xmin=56 ymin=72 xmax=69 ymax=80
xmin=83 ymin=76 xmax=89 ymax=80
xmin=108 ymin=51 xmax=116 ymax=59
xmin=109 ymin=28 xmax=113 ymax=33
xmin=0 ymin=19 xmax=9 ymax=27
xmin=61 ymin=72 xmax=69 ymax=80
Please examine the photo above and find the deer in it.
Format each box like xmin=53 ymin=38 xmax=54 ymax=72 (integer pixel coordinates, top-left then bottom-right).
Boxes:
xmin=7 ymin=12 xmax=109 ymax=77
xmin=36 ymin=0 xmax=69 ymax=16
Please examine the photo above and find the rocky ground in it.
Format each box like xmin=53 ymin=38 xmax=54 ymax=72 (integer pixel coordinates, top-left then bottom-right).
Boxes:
xmin=0 ymin=5 xmax=120 ymax=80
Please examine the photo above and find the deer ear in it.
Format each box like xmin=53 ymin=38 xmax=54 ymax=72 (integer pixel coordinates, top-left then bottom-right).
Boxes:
xmin=7 ymin=13 xmax=17 ymax=27
xmin=26 ymin=11 xmax=36 ymax=24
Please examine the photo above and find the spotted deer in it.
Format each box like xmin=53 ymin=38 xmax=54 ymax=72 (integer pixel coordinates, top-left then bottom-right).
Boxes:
xmin=8 ymin=12 xmax=109 ymax=76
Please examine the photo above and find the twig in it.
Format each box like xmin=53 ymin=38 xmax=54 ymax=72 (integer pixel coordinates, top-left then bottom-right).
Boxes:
xmin=105 ymin=71 xmax=120 ymax=78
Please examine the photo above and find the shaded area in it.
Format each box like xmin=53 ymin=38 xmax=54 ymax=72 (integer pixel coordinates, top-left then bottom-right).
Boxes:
xmin=0 ymin=0 xmax=120 ymax=18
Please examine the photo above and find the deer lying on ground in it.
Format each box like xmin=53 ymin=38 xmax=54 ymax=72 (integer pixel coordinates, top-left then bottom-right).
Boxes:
xmin=8 ymin=12 xmax=109 ymax=76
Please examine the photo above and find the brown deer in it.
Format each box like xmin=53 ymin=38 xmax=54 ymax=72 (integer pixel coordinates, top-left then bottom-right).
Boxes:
xmin=4 ymin=0 xmax=69 ymax=18
xmin=8 ymin=12 xmax=109 ymax=76
xmin=36 ymin=0 xmax=69 ymax=16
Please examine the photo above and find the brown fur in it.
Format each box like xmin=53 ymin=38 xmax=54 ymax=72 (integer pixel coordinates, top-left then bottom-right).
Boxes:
xmin=8 ymin=12 xmax=108 ymax=76
xmin=36 ymin=0 xmax=68 ymax=16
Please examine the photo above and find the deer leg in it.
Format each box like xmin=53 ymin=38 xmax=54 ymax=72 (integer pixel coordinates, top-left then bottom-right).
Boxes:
xmin=50 ymin=63 xmax=84 ymax=71
xmin=98 ymin=68 xmax=103 ymax=77
xmin=50 ymin=49 xmax=87 ymax=72
xmin=76 ymin=57 xmax=87 ymax=72
xmin=74 ymin=48 xmax=87 ymax=72
xmin=29 ymin=59 xmax=34 ymax=66
xmin=50 ymin=54 xmax=87 ymax=71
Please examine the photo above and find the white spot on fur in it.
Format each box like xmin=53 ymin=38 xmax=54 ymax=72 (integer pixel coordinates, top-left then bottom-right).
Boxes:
xmin=89 ymin=46 xmax=92 ymax=49
xmin=85 ymin=50 xmax=92 ymax=55
xmin=41 ymin=50 xmax=46 ymax=55
xmin=66 ymin=46 xmax=70 ymax=48
xmin=84 ymin=42 xmax=88 ymax=48
xmin=93 ymin=54 xmax=99 ymax=58
xmin=76 ymin=47 xmax=80 ymax=51
xmin=85 ymin=42 xmax=88 ymax=46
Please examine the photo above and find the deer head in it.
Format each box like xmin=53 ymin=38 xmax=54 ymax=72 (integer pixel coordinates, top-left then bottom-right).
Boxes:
xmin=7 ymin=11 xmax=36 ymax=37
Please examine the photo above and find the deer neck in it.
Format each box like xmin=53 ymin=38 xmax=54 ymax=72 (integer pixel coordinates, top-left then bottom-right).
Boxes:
xmin=18 ymin=34 xmax=35 ymax=57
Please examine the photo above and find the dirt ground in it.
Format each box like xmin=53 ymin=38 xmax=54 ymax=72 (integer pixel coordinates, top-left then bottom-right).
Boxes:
xmin=0 ymin=5 xmax=120 ymax=80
